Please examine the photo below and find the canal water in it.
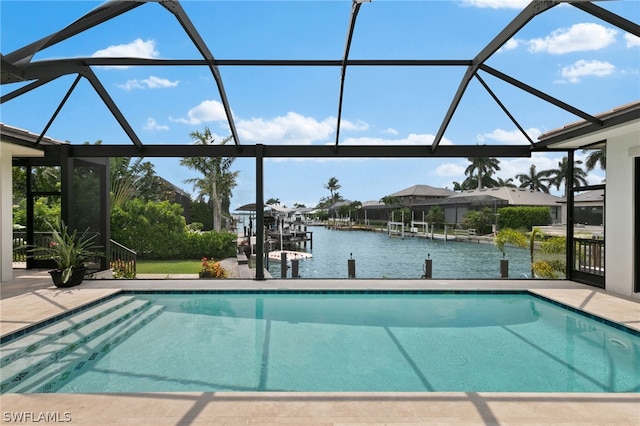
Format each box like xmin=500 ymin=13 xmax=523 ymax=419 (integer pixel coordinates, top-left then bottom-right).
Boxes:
xmin=267 ymin=226 xmax=531 ymax=279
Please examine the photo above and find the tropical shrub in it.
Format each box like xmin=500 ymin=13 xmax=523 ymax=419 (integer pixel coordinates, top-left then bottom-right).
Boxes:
xmin=111 ymin=199 xmax=186 ymax=258
xmin=532 ymin=236 xmax=566 ymax=279
xmin=494 ymin=228 xmax=527 ymax=258
xmin=391 ymin=207 xmax=412 ymax=226
xmin=180 ymin=230 xmax=237 ymax=260
xmin=463 ymin=207 xmax=494 ymax=234
xmin=200 ymin=257 xmax=227 ymax=278
xmin=497 ymin=206 xmax=551 ymax=231
xmin=495 ymin=228 xmax=566 ymax=278
xmin=188 ymin=222 xmax=204 ymax=231
xmin=13 ymin=197 xmax=61 ymax=231
xmin=426 ymin=206 xmax=445 ymax=228
xmin=110 ymin=259 xmax=136 ymax=279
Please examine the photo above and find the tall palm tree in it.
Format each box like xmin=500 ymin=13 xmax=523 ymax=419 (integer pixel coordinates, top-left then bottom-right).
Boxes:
xmin=546 ymin=156 xmax=588 ymax=198
xmin=583 ymin=148 xmax=606 ymax=171
xmin=464 ymin=157 xmax=501 ymax=190
xmin=516 ymin=164 xmax=551 ymax=193
xmin=324 ymin=177 xmax=341 ymax=208
xmin=180 ymin=127 xmax=237 ymax=231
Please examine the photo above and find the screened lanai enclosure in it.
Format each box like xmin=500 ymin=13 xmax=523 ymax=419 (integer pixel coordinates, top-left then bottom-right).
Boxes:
xmin=1 ymin=1 xmax=639 ymax=287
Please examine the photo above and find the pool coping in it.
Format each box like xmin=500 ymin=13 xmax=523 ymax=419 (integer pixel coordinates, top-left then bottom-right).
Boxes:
xmin=2 ymin=287 xmax=638 ymax=344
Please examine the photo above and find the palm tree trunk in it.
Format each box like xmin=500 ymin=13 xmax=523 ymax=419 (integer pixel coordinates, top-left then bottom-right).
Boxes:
xmin=212 ymin=174 xmax=221 ymax=232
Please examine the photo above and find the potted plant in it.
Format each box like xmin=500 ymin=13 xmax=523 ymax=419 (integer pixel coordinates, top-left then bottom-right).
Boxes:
xmin=29 ymin=220 xmax=103 ymax=287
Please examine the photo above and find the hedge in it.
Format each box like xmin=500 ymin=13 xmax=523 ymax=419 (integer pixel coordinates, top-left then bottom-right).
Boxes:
xmin=111 ymin=199 xmax=237 ymax=260
xmin=497 ymin=206 xmax=551 ymax=231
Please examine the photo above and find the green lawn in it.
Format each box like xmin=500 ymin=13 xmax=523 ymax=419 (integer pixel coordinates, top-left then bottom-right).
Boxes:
xmin=136 ymin=259 xmax=201 ymax=274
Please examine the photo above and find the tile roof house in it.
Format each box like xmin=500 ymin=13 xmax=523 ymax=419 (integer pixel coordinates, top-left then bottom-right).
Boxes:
xmin=408 ymin=186 xmax=563 ymax=225
xmin=386 ymin=184 xmax=455 ymax=207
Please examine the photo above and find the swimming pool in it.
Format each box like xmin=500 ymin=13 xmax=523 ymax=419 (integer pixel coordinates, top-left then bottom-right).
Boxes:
xmin=1 ymin=291 xmax=638 ymax=393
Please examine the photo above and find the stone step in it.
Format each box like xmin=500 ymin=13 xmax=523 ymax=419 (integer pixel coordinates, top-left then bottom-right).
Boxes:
xmin=1 ymin=296 xmax=136 ymax=368
xmin=2 ymin=304 xmax=164 ymax=394
xmin=0 ymin=299 xmax=152 ymax=390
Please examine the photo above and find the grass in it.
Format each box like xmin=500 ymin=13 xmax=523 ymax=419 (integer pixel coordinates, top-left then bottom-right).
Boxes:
xmin=136 ymin=259 xmax=201 ymax=274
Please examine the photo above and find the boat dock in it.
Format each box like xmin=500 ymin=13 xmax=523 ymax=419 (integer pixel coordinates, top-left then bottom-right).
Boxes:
xmin=267 ymin=223 xmax=313 ymax=250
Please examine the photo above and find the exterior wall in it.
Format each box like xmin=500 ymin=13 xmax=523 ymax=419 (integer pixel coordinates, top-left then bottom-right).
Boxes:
xmin=0 ymin=142 xmax=45 ymax=283
xmin=605 ymin=133 xmax=639 ymax=299
xmin=1 ymin=144 xmax=12 ymax=282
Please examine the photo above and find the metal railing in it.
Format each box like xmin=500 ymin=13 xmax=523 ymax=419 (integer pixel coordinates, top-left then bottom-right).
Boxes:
xmin=574 ymin=237 xmax=604 ymax=277
xmin=12 ymin=232 xmax=54 ymax=262
xmin=109 ymin=239 xmax=137 ymax=279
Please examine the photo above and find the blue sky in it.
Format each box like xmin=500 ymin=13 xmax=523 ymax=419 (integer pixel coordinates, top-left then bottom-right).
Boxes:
xmin=2 ymin=0 xmax=639 ymax=210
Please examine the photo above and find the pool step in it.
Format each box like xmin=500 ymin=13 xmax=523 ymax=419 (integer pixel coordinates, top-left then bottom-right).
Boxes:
xmin=0 ymin=298 xmax=164 ymax=393
xmin=1 ymin=295 xmax=137 ymax=368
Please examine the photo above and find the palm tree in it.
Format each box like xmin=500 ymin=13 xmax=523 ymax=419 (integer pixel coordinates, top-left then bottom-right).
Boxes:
xmin=516 ymin=164 xmax=551 ymax=193
xmin=266 ymin=198 xmax=280 ymax=205
xmin=464 ymin=157 xmax=501 ymax=190
xmin=324 ymin=177 xmax=341 ymax=207
xmin=546 ymin=156 xmax=588 ymax=198
xmin=380 ymin=195 xmax=399 ymax=220
xmin=496 ymin=177 xmax=516 ymax=188
xmin=180 ymin=127 xmax=237 ymax=231
xmin=452 ymin=177 xmax=475 ymax=191
xmin=583 ymin=148 xmax=606 ymax=171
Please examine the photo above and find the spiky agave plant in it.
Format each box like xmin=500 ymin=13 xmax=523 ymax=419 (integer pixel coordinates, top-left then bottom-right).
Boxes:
xmin=30 ymin=221 xmax=102 ymax=284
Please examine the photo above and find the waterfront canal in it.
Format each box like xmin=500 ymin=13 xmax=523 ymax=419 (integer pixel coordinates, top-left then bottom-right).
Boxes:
xmin=266 ymin=226 xmax=532 ymax=279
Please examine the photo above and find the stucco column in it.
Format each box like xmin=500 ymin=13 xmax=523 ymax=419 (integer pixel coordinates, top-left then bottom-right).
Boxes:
xmin=605 ymin=133 xmax=639 ymax=298
xmin=1 ymin=143 xmax=14 ymax=282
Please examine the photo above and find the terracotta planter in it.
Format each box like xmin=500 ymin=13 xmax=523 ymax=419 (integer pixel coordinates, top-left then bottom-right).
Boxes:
xmin=49 ymin=267 xmax=87 ymax=288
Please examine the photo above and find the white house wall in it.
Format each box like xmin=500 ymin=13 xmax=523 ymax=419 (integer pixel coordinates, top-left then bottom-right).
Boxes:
xmin=1 ymin=143 xmax=12 ymax=282
xmin=0 ymin=141 xmax=44 ymax=283
xmin=605 ymin=133 xmax=639 ymax=299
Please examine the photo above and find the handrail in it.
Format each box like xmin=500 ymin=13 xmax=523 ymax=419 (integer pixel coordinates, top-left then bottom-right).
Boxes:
xmin=12 ymin=231 xmax=54 ymax=261
xmin=573 ymin=237 xmax=604 ymax=277
xmin=109 ymin=239 xmax=137 ymax=279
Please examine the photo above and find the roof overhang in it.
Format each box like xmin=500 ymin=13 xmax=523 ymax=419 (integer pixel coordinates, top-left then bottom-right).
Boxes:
xmin=534 ymin=102 xmax=640 ymax=150
xmin=0 ymin=140 xmax=45 ymax=158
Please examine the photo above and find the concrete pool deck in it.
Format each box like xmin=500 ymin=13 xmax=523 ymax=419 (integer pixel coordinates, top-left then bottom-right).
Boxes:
xmin=1 ymin=272 xmax=639 ymax=425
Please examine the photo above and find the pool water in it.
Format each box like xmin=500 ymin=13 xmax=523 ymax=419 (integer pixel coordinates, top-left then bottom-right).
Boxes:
xmin=2 ymin=292 xmax=637 ymax=393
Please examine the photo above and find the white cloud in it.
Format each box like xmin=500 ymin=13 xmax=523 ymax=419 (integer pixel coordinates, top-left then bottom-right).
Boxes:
xmin=461 ymin=0 xmax=529 ymax=9
xmin=141 ymin=76 xmax=179 ymax=89
xmin=93 ymin=38 xmax=159 ymax=58
xmin=341 ymin=133 xmax=453 ymax=146
xmin=238 ymin=112 xmax=334 ymax=145
xmin=92 ymin=38 xmax=159 ymax=69
xmin=561 ymin=59 xmax=615 ymax=83
xmin=143 ymin=118 xmax=169 ymax=131
xmin=172 ymin=101 xmax=369 ymax=144
xmin=116 ymin=80 xmax=144 ymax=90
xmin=625 ymin=33 xmax=640 ymax=48
xmin=117 ymin=75 xmax=179 ymax=91
xmin=528 ymin=23 xmax=617 ymax=55
xmin=498 ymin=155 xmax=559 ymax=185
xmin=436 ymin=163 xmax=466 ymax=177
xmin=340 ymin=119 xmax=369 ymax=132
xmin=497 ymin=38 xmax=520 ymax=53
xmin=382 ymin=128 xmax=399 ymax=135
xmin=170 ymin=100 xmax=228 ymax=125
xmin=476 ymin=128 xmax=541 ymax=144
